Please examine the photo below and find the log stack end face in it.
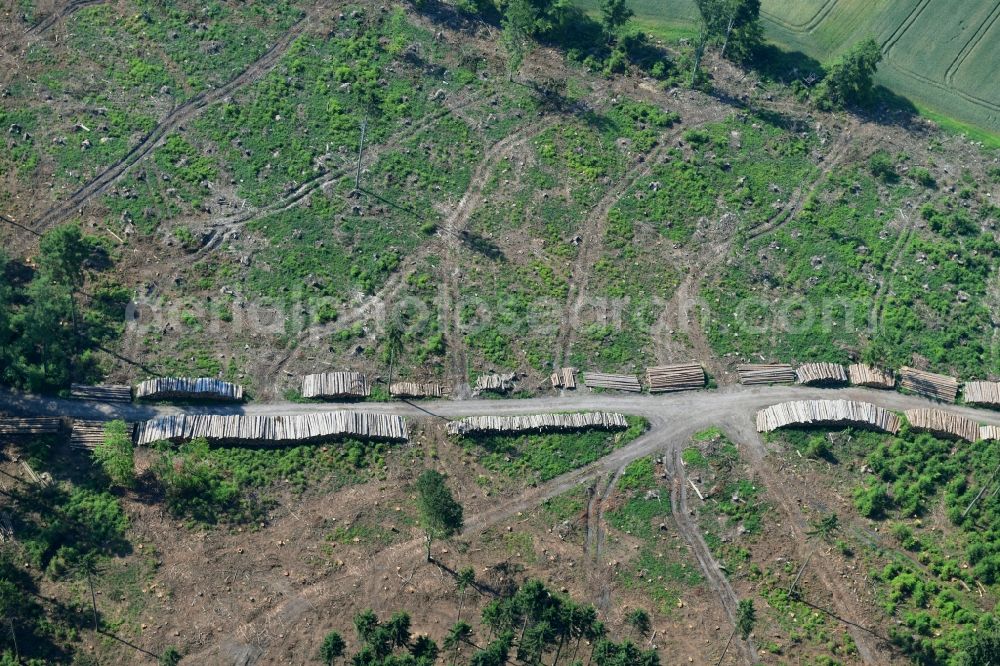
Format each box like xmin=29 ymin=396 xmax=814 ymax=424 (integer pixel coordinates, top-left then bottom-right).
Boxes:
xmin=756 ymin=399 xmax=900 ymax=435
xmin=447 ymin=412 xmax=629 ymax=437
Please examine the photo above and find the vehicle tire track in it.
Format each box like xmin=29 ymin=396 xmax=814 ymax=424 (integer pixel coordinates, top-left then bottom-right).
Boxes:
xmin=747 ymin=123 xmax=855 ymax=241
xmin=25 ymin=0 xmax=107 ymax=35
xmin=725 ymin=418 xmax=893 ymax=664
xmin=760 ymin=0 xmax=840 ymax=33
xmin=553 ymin=123 xmax=694 ymax=368
xmin=666 ymin=445 xmax=759 ymax=665
xmin=870 ymin=206 xmax=914 ymax=331
xmin=31 ymin=6 xmax=319 ymax=232
xmin=943 ymin=1 xmax=1000 ymax=86
xmin=583 ymin=467 xmax=623 ymax=612
xmin=881 ymin=0 xmax=931 ymax=55
xmin=439 ymin=116 xmax=560 ymax=397
xmin=192 ymin=95 xmax=481 ymax=257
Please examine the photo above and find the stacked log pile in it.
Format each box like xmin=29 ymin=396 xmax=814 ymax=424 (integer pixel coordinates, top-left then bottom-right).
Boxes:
xmin=447 ymin=412 xmax=628 ymax=436
xmin=70 ymin=384 xmax=132 ymax=402
xmin=898 ymin=367 xmax=959 ymax=402
xmin=302 ymin=372 xmax=370 ymax=399
xmin=756 ymin=399 xmax=900 ymax=434
xmin=0 ymin=418 xmax=62 ymax=436
xmin=550 ymin=368 xmax=577 ymax=389
xmin=737 ymin=364 xmax=796 ymax=385
xmin=136 ymin=377 xmax=244 ymax=401
xmin=474 ymin=373 xmax=516 ymax=394
xmin=646 ymin=363 xmax=705 ymax=392
xmin=390 ymin=382 xmax=444 ymax=398
xmin=978 ymin=425 xmax=1000 ymax=441
xmin=963 ymin=381 xmax=1000 ymax=407
xmin=583 ymin=372 xmax=642 ymax=392
xmin=134 ymin=411 xmax=408 ymax=446
xmin=795 ymin=362 xmax=848 ymax=386
xmin=904 ymin=408 xmax=979 ymax=441
xmin=847 ymin=364 xmax=896 ymax=389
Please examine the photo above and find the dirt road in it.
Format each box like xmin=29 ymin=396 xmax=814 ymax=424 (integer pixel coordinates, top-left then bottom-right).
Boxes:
xmin=4 ymin=384 xmax=995 ymax=665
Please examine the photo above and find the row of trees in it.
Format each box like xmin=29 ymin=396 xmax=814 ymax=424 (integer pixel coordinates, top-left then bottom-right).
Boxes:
xmin=0 ymin=223 xmax=127 ymax=392
xmin=317 ymin=580 xmax=662 ymax=666
xmin=491 ymin=0 xmax=883 ymax=110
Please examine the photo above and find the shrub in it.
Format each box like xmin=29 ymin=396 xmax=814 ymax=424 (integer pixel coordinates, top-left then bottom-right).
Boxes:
xmin=92 ymin=420 xmax=135 ymax=489
xmin=803 ymin=435 xmax=830 ymax=459
xmin=909 ymin=167 xmax=935 ymax=188
xmin=854 ymin=484 xmax=890 ymax=519
xmin=152 ymin=438 xmax=251 ymax=524
xmin=868 ymin=150 xmax=897 ymax=182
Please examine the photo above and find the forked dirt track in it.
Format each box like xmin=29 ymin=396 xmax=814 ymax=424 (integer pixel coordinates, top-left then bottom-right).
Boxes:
xmin=5 ymin=385 xmax=998 ymax=664
xmin=29 ymin=3 xmax=331 ymax=233
xmin=667 ymin=446 xmax=758 ymax=665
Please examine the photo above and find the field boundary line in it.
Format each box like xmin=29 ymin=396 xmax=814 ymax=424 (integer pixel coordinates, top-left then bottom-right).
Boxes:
xmin=944 ymin=1 xmax=1000 ymax=86
xmin=760 ymin=0 xmax=840 ymax=33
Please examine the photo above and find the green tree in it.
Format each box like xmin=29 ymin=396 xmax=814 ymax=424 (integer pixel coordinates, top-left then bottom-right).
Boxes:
xmin=11 ymin=278 xmax=77 ymax=391
xmin=37 ymin=222 xmax=97 ymax=289
xmin=456 ymin=566 xmax=476 ymax=623
xmin=592 ymin=638 xmax=659 ymax=666
xmin=444 ymin=621 xmax=473 ymax=665
xmin=159 ymin=646 xmax=182 ymax=666
xmin=415 ymin=470 xmax=463 ymax=562
xmin=469 ymin=632 xmax=513 ymax=666
xmin=736 ymin=599 xmax=755 ymax=640
xmin=600 ymin=0 xmax=633 ymax=43
xmin=624 ymin=608 xmax=650 ymax=640
xmin=719 ymin=0 xmax=761 ymax=62
xmin=320 ymin=631 xmax=346 ymax=665
xmin=386 ymin=611 xmax=411 ymax=649
xmin=501 ymin=0 xmax=534 ymax=82
xmin=814 ymin=38 xmax=883 ymax=110
xmin=92 ymin=420 xmax=135 ymax=489
xmin=355 ymin=609 xmax=381 ymax=645
xmin=410 ymin=635 xmax=439 ymax=664
xmin=692 ymin=0 xmax=762 ymax=83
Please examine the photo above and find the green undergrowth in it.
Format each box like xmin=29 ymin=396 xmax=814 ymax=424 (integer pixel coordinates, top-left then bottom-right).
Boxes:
xmin=751 ymin=564 xmax=857 ymax=660
xmin=460 ymin=416 xmax=647 ymax=486
xmin=606 ymin=457 xmax=703 ymax=614
xmin=689 ymin=430 xmax=768 ymax=574
xmin=773 ymin=426 xmax=1000 ymax=663
xmin=5 ymin=0 xmax=303 ymax=190
xmin=149 ymin=437 xmax=390 ymax=525
xmin=463 ymin=100 xmax=680 ymax=373
xmin=539 ymin=485 xmax=589 ymax=523
xmin=571 ymin=112 xmax=818 ymax=371
xmin=705 ymin=155 xmax=1000 ymax=375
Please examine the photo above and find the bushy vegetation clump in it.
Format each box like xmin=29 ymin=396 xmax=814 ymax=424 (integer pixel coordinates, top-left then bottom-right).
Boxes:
xmin=0 ymin=224 xmax=127 ymax=392
xmin=783 ymin=425 xmax=1000 ymax=664
xmin=151 ymin=437 xmax=386 ymax=524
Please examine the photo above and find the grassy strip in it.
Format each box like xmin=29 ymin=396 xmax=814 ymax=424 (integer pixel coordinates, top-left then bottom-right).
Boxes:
xmin=460 ymin=416 xmax=647 ymax=484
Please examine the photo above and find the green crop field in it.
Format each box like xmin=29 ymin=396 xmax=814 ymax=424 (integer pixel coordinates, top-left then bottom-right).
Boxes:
xmin=573 ymin=0 xmax=1000 ymax=136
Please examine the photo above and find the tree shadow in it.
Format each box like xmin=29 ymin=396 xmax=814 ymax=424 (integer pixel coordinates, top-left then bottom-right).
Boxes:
xmin=752 ymin=44 xmax=824 ymax=85
xmin=430 ymin=558 xmax=501 ymax=597
xmin=860 ymin=85 xmax=922 ymax=133
xmin=459 ymin=230 xmax=504 ymax=260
